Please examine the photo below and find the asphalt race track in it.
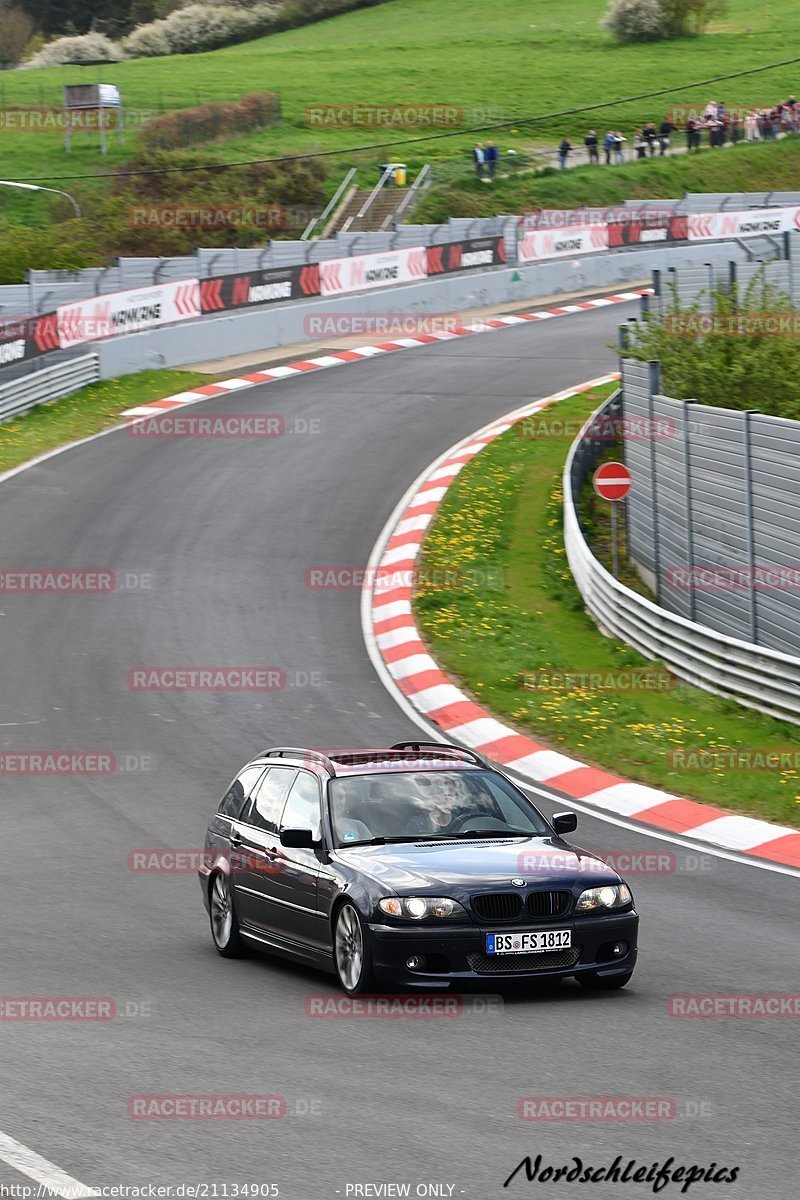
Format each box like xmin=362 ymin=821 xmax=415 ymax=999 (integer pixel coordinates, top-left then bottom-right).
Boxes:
xmin=1 ymin=301 xmax=798 ymax=1199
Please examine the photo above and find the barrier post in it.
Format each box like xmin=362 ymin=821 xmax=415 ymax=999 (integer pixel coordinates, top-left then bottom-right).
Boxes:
xmin=742 ymin=410 xmax=759 ymax=644
xmin=648 ymin=359 xmax=663 ymax=604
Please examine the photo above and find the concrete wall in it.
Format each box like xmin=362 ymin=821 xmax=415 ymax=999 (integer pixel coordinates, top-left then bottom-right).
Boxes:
xmin=96 ymin=239 xmax=777 ymax=378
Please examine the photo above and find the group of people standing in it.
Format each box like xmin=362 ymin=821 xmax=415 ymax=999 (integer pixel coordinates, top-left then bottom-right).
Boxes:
xmin=555 ymin=95 xmax=798 ymax=168
xmin=472 ymin=141 xmax=500 ymax=179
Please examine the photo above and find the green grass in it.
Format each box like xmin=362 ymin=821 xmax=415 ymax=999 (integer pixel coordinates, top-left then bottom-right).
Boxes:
xmin=413 ymin=384 xmax=800 ymax=830
xmin=1 ymin=0 xmax=799 ymax=226
xmin=0 ymin=369 xmax=213 ymax=475
xmin=416 ymin=137 xmax=800 ymax=222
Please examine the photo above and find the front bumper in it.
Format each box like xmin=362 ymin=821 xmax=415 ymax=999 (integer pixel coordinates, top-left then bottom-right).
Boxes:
xmin=368 ymin=910 xmax=638 ymax=989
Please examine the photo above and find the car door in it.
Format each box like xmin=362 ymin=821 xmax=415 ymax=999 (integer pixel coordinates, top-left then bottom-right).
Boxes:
xmin=231 ymin=766 xmax=296 ymax=931
xmin=273 ymin=769 xmax=326 ymax=951
xmin=209 ymin=764 xmax=267 ymax=864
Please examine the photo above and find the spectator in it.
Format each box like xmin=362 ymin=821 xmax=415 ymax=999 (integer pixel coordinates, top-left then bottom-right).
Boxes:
xmin=613 ymin=131 xmax=626 ymax=163
xmin=472 ymin=142 xmax=485 ymax=178
xmin=634 ymin=129 xmax=647 ymax=159
xmin=729 ymin=111 xmax=741 ymax=144
xmin=484 ymin=140 xmax=499 ymax=179
xmin=585 ymin=129 xmax=599 ymax=164
xmin=659 ymin=117 xmax=674 ymax=155
xmin=745 ymin=110 xmax=759 ymax=141
xmin=706 ymin=113 xmax=721 ymax=148
xmin=558 ymin=136 xmax=572 ymax=169
xmin=603 ymin=130 xmax=615 ymax=165
xmin=644 ymin=122 xmax=658 ymax=155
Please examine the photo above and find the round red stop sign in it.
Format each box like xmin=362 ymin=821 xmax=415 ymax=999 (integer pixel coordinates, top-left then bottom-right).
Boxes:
xmin=593 ymin=461 xmax=632 ymax=502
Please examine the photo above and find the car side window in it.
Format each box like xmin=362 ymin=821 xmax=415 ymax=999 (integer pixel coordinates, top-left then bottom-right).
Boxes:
xmin=280 ymin=771 xmax=321 ymax=839
xmin=248 ymin=767 xmax=296 ymax=834
xmin=218 ymin=766 xmax=266 ymax=820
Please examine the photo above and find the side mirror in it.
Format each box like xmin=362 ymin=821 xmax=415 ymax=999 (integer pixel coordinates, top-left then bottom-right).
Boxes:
xmin=280 ymin=828 xmax=314 ymax=849
xmin=552 ymin=811 xmax=578 ymax=836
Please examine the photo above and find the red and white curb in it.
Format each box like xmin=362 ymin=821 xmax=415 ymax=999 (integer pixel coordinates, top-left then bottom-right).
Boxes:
xmin=363 ymin=379 xmax=800 ymax=874
xmin=121 ymin=289 xmax=651 ymax=418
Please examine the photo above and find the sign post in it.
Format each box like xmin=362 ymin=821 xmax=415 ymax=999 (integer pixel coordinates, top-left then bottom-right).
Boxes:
xmin=593 ymin=461 xmax=632 ymax=579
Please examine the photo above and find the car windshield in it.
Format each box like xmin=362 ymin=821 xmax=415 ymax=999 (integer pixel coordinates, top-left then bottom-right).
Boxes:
xmin=328 ymin=769 xmax=550 ymax=847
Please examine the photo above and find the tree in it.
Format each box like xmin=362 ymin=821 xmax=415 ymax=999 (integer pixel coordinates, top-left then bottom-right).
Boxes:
xmin=0 ymin=0 xmax=35 ymax=63
xmin=25 ymin=0 xmax=133 ymax=36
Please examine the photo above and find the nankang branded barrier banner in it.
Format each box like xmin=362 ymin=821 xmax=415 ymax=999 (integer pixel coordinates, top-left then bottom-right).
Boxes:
xmin=518 ymin=225 xmax=608 ymax=262
xmin=608 ymin=216 xmax=688 ymax=247
xmin=0 ymin=313 xmax=60 ymax=365
xmin=426 ymin=236 xmax=506 ymax=274
xmin=200 ymin=263 xmax=320 ymax=313
xmin=319 ymin=246 xmax=428 ymax=296
xmin=57 ymin=279 xmax=201 ymax=349
xmin=688 ymin=206 xmax=800 ymax=242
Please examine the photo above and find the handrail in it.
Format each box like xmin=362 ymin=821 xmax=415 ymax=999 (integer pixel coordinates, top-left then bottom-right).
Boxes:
xmin=382 ymin=163 xmax=430 ymax=231
xmin=301 ymin=167 xmax=357 ymax=240
xmin=340 ymin=164 xmax=394 ymax=234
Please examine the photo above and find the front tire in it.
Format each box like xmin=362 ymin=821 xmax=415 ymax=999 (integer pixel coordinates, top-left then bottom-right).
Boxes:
xmin=576 ymin=970 xmax=633 ymax=991
xmin=209 ymin=872 xmax=245 ymax=958
xmin=333 ymin=902 xmax=375 ymax=994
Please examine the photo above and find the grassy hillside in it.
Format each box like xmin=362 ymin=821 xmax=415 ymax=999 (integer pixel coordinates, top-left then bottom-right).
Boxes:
xmin=0 ymin=0 xmax=798 ymax=229
xmin=417 ymin=137 xmax=800 ymax=221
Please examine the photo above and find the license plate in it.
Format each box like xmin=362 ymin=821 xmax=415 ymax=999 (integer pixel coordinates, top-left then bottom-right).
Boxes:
xmin=486 ymin=929 xmax=571 ymax=955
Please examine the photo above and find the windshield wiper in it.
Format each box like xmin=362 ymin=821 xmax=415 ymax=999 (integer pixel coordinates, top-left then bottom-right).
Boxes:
xmin=338 ymin=835 xmax=446 ymax=847
xmin=451 ymin=828 xmax=533 ymax=838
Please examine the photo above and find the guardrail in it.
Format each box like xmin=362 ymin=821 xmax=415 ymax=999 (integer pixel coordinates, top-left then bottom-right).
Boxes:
xmin=0 ymin=353 xmax=99 ymax=425
xmin=563 ymin=393 xmax=800 ymax=725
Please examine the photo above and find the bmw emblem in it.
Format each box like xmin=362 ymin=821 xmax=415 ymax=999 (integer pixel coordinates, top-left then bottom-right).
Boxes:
xmin=510 ymin=878 xmax=526 ymax=887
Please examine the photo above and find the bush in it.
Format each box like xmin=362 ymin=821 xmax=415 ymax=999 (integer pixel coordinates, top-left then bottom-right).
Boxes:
xmin=601 ymin=0 xmax=670 ymax=43
xmin=25 ymin=31 xmax=125 ymax=65
xmin=122 ymin=3 xmax=278 ymax=56
xmin=140 ymin=92 xmax=280 ymax=149
xmin=121 ymin=22 xmax=171 ymax=55
xmin=625 ymin=277 xmax=800 ymax=417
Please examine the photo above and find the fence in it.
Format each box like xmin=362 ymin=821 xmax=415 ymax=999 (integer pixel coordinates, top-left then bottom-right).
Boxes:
xmin=0 ymin=352 xmax=98 ymax=425
xmin=564 ymin=394 xmax=800 ymax=725
xmin=621 ymin=357 xmax=800 ymax=657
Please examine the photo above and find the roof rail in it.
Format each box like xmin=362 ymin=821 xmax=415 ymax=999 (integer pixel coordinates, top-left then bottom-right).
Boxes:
xmin=389 ymin=741 xmax=490 ymax=768
xmin=260 ymin=746 xmax=336 ymax=776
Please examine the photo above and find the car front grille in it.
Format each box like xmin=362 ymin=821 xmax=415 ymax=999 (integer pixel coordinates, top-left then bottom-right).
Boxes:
xmin=467 ymin=947 xmax=581 ymax=975
xmin=471 ymin=893 xmax=523 ymax=922
xmin=471 ymin=891 xmax=572 ymax=923
xmin=526 ymin=891 xmax=571 ymax=919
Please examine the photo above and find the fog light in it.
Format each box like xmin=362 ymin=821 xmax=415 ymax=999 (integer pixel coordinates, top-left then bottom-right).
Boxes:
xmin=612 ymin=941 xmax=627 ymax=956
xmin=406 ymin=955 xmax=424 ymax=970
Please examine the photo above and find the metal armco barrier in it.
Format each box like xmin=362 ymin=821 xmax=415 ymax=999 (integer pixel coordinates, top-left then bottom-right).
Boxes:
xmin=564 ymin=395 xmax=800 ymax=726
xmin=0 ymin=235 xmax=509 ymax=372
xmin=0 ymin=353 xmax=99 ymax=425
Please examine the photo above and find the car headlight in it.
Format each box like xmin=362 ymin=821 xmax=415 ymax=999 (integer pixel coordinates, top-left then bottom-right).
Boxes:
xmin=575 ymin=883 xmax=632 ymax=913
xmin=378 ymin=896 xmax=467 ymax=921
